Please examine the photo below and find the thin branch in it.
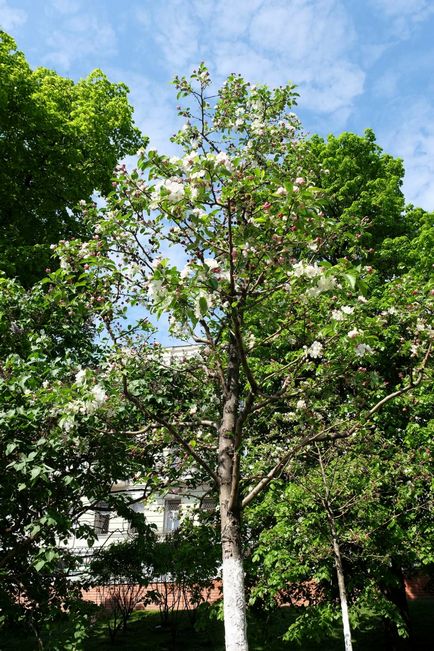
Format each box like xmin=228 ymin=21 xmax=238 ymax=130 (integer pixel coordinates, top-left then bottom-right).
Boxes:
xmin=242 ymin=347 xmax=431 ymax=508
xmin=122 ymin=375 xmax=218 ymax=486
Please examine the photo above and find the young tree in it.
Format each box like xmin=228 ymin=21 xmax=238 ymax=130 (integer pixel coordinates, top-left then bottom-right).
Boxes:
xmin=248 ymin=425 xmax=433 ymax=649
xmin=0 ymin=30 xmax=145 ymax=286
xmin=55 ymin=65 xmax=433 ymax=650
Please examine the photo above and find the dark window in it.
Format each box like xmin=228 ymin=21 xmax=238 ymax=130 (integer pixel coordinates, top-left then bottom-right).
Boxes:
xmin=202 ymin=498 xmax=215 ymax=512
xmin=94 ymin=501 xmax=110 ymax=535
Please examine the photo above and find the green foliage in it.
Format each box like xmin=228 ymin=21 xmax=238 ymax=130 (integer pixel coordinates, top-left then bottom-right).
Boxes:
xmin=0 ymin=31 xmax=145 ymax=285
xmin=89 ymin=523 xmax=220 ymax=642
xmin=0 ymin=274 xmax=148 ymax=645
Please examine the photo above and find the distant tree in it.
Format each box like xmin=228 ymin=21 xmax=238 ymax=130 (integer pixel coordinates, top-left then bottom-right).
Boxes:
xmin=0 ymin=30 xmax=145 ymax=285
xmin=89 ymin=523 xmax=220 ymax=643
xmin=248 ymin=428 xmax=433 ymax=650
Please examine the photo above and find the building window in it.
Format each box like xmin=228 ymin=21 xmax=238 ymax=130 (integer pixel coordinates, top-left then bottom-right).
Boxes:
xmin=94 ymin=501 xmax=110 ymax=535
xmin=164 ymin=499 xmax=181 ymax=533
xmin=202 ymin=498 xmax=215 ymax=512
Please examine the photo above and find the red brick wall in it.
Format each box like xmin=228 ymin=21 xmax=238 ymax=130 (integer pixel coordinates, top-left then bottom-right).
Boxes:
xmin=82 ymin=580 xmax=222 ymax=610
xmin=405 ymin=575 xmax=434 ymax=600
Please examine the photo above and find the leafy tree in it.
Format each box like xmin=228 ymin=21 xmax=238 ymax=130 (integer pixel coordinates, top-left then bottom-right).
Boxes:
xmin=0 ymin=30 xmax=145 ymax=286
xmin=51 ymin=65 xmax=432 ymax=650
xmin=87 ymin=531 xmax=157 ymax=642
xmin=88 ymin=522 xmax=220 ymax=642
xmin=0 ymin=273 xmax=152 ymax=646
xmin=248 ymin=426 xmax=433 ymax=650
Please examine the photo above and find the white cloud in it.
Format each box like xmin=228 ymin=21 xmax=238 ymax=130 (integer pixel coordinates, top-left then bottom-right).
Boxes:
xmin=211 ymin=0 xmax=264 ymax=38
xmin=370 ymin=0 xmax=434 ymax=38
xmin=44 ymin=14 xmax=117 ymax=70
xmin=249 ymin=0 xmax=352 ymax=61
xmin=137 ymin=0 xmax=364 ymax=127
xmin=0 ymin=0 xmax=27 ymax=30
xmin=152 ymin=1 xmax=201 ymax=69
xmin=50 ymin=0 xmax=81 ymax=14
xmin=104 ymin=66 xmax=181 ymax=155
xmin=382 ymin=99 xmax=434 ymax=209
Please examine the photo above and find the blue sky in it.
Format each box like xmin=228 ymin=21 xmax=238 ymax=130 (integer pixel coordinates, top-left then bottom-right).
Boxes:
xmin=2 ymin=0 xmax=434 ymax=210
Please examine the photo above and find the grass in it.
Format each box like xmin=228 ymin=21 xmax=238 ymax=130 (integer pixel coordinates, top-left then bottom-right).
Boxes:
xmin=1 ymin=600 xmax=433 ymax=650
xmin=83 ymin=600 xmax=434 ymax=650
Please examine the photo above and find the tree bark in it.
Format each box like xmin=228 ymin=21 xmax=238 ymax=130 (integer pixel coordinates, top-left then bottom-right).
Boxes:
xmin=318 ymin=449 xmax=353 ymax=651
xmin=218 ymin=339 xmax=248 ymax=651
xmin=381 ymin=559 xmax=412 ymax=650
xmin=331 ymin=532 xmax=353 ymax=651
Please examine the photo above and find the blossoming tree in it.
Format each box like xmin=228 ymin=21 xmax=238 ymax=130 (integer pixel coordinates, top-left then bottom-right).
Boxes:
xmin=55 ymin=65 xmax=432 ymax=651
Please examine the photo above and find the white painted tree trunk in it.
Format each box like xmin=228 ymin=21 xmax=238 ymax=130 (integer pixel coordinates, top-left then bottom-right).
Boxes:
xmin=218 ymin=338 xmax=249 ymax=651
xmin=332 ymin=537 xmax=353 ymax=651
xmin=318 ymin=450 xmax=353 ymax=651
xmin=222 ymin=556 xmax=248 ymax=651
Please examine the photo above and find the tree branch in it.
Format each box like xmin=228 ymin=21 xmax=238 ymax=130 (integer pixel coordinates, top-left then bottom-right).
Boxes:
xmin=241 ymin=345 xmax=431 ymax=508
xmin=122 ymin=375 xmax=219 ymax=486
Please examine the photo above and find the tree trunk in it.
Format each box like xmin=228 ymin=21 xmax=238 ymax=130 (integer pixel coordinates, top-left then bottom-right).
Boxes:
xmin=331 ymin=534 xmax=353 ymax=651
xmin=220 ymin=490 xmax=248 ymax=651
xmin=218 ymin=339 xmax=248 ymax=651
xmin=318 ymin=449 xmax=353 ymax=651
xmin=382 ymin=559 xmax=412 ymax=650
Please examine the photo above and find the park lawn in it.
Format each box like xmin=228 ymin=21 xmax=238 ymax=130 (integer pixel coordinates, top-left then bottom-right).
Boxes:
xmin=84 ymin=600 xmax=434 ymax=651
xmin=1 ymin=601 xmax=433 ymax=650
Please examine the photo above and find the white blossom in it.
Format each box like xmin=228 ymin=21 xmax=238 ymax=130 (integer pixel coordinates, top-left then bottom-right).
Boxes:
xmin=75 ymin=369 xmax=87 ymax=386
xmin=190 ymin=170 xmax=206 ymax=180
xmin=164 ymin=179 xmax=184 ymax=202
xmin=59 ymin=257 xmax=72 ymax=272
xmin=307 ymin=341 xmax=323 ymax=359
xmin=215 ymin=151 xmax=233 ymax=171
xmin=316 ymin=275 xmax=336 ymax=293
xmin=355 ymin=343 xmax=373 ymax=357
xmin=89 ymin=385 xmax=107 ymax=407
xmin=341 ymin=305 xmax=354 ymax=315
xmin=203 ymin=258 xmax=220 ymax=270
xmin=292 ymin=261 xmax=322 ymax=279
xmin=60 ymin=415 xmax=75 ymax=432
xmin=296 ymin=399 xmax=307 ymax=410
xmin=148 ymin=279 xmax=164 ymax=299
xmin=276 ymin=186 xmax=287 ymax=196
xmin=347 ymin=329 xmax=361 ymax=339
xmin=151 ymin=178 xmax=185 ymax=204
xmin=331 ymin=309 xmax=344 ymax=321
xmin=251 ymin=118 xmax=265 ymax=135
xmin=182 ymin=151 xmax=197 ymax=169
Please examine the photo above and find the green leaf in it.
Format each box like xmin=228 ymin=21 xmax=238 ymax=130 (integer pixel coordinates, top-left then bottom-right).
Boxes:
xmin=199 ymin=296 xmax=208 ymax=316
